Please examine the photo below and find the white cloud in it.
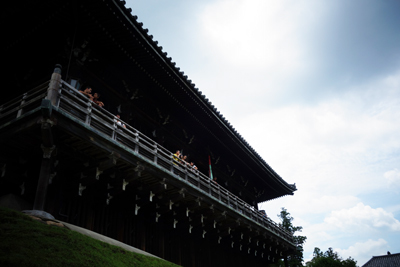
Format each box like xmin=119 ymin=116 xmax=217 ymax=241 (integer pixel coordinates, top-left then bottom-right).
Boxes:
xmin=261 ymin=194 xmax=361 ymax=261
xmin=384 ymin=169 xmax=400 ymax=188
xmin=247 ymin=69 xmax=400 ymax=266
xmin=231 ymin=69 xmax=400 ymax=198
xmin=297 ymin=204 xmax=398 ymax=264
xmin=383 ymin=72 xmax=400 ymax=88
xmin=193 ymin=0 xmax=332 ymax=114
xmin=335 ymin=239 xmax=388 ymax=266
xmin=200 ymin=0 xmax=316 ymax=71
xmin=261 ymin=193 xmax=360 ymax=218
xmin=265 ymin=199 xmax=400 ymax=264
xmin=325 ymin=203 xmax=400 ymax=232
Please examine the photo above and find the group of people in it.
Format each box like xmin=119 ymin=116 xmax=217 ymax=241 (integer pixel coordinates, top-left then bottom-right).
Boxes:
xmin=79 ymin=87 xmax=127 ymax=129
xmin=79 ymin=87 xmax=104 ymax=107
xmin=173 ymin=150 xmax=198 ymax=172
xmin=78 ymin=87 xmax=214 ymax=182
xmin=78 ymin=86 xmax=221 ymax=186
xmin=173 ymin=150 xmax=220 ymax=184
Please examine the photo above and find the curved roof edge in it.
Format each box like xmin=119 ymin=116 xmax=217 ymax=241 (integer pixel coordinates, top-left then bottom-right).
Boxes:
xmin=114 ymin=0 xmax=296 ymax=195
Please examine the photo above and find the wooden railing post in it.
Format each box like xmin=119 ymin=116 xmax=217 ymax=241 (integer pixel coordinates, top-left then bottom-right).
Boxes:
xmin=85 ymin=102 xmax=92 ymax=125
xmin=154 ymin=144 xmax=158 ymax=164
xmin=135 ymin=133 xmax=139 ymax=153
xmin=47 ymin=64 xmax=62 ymax=106
xmin=170 ymin=154 xmax=174 ymax=173
xmin=16 ymin=93 xmax=27 ymax=118
xmin=111 ymin=117 xmax=117 ymax=140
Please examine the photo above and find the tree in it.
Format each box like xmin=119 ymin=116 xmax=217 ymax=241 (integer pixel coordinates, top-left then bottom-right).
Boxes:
xmin=312 ymin=247 xmax=323 ymax=258
xmin=309 ymin=247 xmax=358 ymax=267
xmin=278 ymin=208 xmax=307 ymax=266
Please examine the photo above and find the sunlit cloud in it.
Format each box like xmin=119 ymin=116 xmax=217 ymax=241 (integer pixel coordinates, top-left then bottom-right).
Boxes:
xmin=192 ymin=0 xmax=333 ymax=115
xmin=199 ymin=0 xmax=317 ymax=71
xmin=325 ymin=203 xmax=400 ymax=232
xmin=236 ymin=70 xmax=400 ymax=190
xmin=384 ymin=169 xmax=400 ymax=189
xmin=335 ymin=239 xmax=389 ymax=266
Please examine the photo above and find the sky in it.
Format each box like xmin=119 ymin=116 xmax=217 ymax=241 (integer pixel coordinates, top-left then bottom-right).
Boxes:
xmin=126 ymin=0 xmax=400 ymax=265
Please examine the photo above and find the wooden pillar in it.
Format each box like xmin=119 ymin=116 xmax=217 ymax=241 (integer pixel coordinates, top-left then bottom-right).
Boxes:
xmin=138 ymin=218 xmax=146 ymax=251
xmin=117 ymin=216 xmax=125 ymax=242
xmin=33 ymin=66 xmax=61 ymax=211
xmin=33 ymin=103 xmax=55 ymax=210
xmin=177 ymin=233 xmax=182 ymax=266
xmin=190 ymin=241 xmax=195 ymax=267
xmin=159 ymin=228 xmax=165 ymax=259
xmin=86 ymin=208 xmax=95 ymax=231
xmin=33 ymin=145 xmax=55 ymax=210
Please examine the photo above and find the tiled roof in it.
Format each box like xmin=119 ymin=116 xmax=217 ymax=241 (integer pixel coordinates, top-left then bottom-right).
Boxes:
xmin=362 ymin=252 xmax=400 ymax=267
xmin=114 ymin=0 xmax=296 ymax=194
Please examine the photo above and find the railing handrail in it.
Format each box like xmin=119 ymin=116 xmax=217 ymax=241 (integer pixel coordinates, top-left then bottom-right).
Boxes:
xmin=0 ymin=81 xmax=49 ymax=111
xmin=0 ymin=80 xmax=295 ymax=244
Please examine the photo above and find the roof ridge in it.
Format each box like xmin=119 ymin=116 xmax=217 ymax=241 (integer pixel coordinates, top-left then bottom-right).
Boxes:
xmin=373 ymin=252 xmax=400 ymax=257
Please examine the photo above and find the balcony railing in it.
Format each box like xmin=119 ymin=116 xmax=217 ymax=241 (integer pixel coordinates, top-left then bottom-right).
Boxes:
xmin=0 ymin=82 xmax=48 ymax=126
xmin=0 ymin=80 xmax=295 ymax=245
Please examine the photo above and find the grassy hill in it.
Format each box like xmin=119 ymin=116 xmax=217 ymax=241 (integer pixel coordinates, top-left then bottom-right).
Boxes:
xmin=0 ymin=206 xmax=180 ymax=267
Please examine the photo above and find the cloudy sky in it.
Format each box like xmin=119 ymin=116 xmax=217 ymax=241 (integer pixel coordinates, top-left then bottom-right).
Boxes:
xmin=126 ymin=0 xmax=400 ymax=265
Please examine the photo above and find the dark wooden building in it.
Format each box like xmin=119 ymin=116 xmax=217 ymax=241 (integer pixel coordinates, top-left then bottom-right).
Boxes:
xmin=1 ymin=0 xmax=297 ymax=266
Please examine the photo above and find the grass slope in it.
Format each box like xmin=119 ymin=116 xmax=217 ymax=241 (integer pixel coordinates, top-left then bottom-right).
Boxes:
xmin=0 ymin=207 xmax=180 ymax=267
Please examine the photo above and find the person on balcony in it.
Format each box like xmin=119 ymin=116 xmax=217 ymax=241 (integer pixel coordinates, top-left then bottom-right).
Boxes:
xmin=173 ymin=150 xmax=181 ymax=165
xmin=79 ymin=87 xmax=93 ymax=99
xmin=190 ymin=162 xmax=198 ymax=172
xmin=92 ymin=92 xmax=104 ymax=107
xmin=182 ymin=155 xmax=190 ymax=166
xmin=259 ymin=210 xmax=267 ymax=218
xmin=115 ymin=115 xmax=126 ymax=128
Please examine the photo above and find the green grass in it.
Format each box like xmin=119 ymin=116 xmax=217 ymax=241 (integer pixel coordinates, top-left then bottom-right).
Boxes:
xmin=0 ymin=206 xmax=180 ymax=267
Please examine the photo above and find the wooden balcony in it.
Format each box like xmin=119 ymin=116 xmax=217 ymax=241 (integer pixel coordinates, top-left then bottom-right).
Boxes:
xmin=0 ymin=76 xmax=296 ymax=265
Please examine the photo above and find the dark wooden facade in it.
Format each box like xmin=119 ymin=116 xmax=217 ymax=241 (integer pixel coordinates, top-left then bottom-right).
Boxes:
xmin=1 ymin=1 xmax=297 ymax=266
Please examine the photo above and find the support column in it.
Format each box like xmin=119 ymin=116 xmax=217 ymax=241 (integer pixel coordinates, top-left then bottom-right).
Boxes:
xmin=33 ymin=145 xmax=55 ymax=210
xmin=33 ymin=65 xmax=61 ymax=210
xmin=33 ymin=115 xmax=56 ymax=210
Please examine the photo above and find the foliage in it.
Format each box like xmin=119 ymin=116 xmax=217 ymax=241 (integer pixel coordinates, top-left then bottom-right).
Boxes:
xmin=308 ymin=247 xmax=358 ymax=267
xmin=0 ymin=206 xmax=180 ymax=267
xmin=277 ymin=208 xmax=307 ymax=266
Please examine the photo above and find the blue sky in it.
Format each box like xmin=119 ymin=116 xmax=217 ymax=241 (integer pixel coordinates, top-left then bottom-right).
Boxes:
xmin=126 ymin=0 xmax=400 ymax=265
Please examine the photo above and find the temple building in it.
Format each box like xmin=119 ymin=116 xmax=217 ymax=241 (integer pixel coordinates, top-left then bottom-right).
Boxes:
xmin=1 ymin=0 xmax=297 ymax=266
